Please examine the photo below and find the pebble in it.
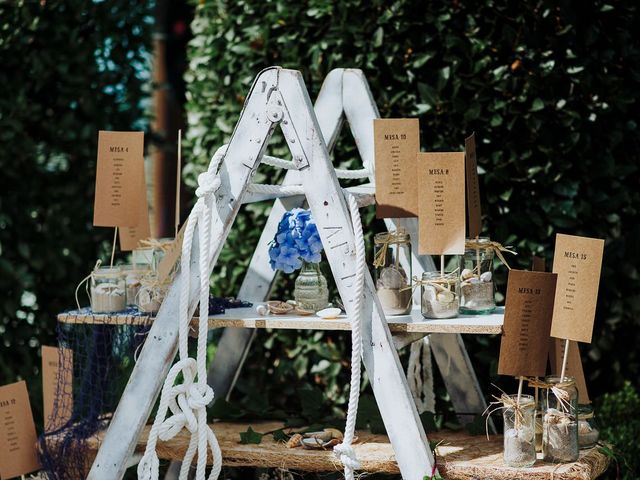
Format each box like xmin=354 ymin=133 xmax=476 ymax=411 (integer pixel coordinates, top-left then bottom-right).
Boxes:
xmin=480 ymin=271 xmax=492 ymax=282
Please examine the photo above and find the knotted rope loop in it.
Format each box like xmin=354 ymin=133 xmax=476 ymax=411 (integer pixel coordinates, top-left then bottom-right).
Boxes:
xmin=333 ymin=443 xmax=361 ymax=470
xmin=464 ymin=238 xmax=517 ymax=270
xmin=138 ymin=145 xmax=226 ymax=480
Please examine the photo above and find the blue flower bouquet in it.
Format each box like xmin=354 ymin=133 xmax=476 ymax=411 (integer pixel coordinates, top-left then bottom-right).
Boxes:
xmin=269 ymin=208 xmax=324 ymax=273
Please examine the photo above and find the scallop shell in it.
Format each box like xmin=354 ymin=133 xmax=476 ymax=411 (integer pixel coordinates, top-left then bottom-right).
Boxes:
xmin=316 ymin=307 xmax=341 ymax=319
xmin=267 ymin=300 xmax=294 ymax=315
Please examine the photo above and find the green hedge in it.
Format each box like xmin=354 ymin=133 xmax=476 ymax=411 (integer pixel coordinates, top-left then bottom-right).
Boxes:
xmin=186 ymin=0 xmax=640 ymax=403
xmin=0 ymin=1 xmax=152 ymax=424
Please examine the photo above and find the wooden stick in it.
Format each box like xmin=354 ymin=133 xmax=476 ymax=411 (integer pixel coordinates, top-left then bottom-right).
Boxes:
xmin=110 ymin=227 xmax=118 ymax=267
xmin=175 ymin=129 xmax=182 ymax=238
xmin=560 ymin=338 xmax=570 ymax=380
xmin=440 ymin=254 xmax=445 ymax=278
xmin=475 ymin=235 xmax=481 ymax=279
xmin=516 ymin=376 xmax=524 ymax=403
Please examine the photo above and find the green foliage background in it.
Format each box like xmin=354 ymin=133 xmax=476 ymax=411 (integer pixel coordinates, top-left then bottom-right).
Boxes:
xmin=185 ymin=1 xmax=640 ymax=476
xmin=1 ymin=0 xmax=639 ymax=478
xmin=0 ymin=0 xmax=153 ymax=423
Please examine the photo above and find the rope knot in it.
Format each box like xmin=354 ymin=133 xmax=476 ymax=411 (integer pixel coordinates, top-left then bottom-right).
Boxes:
xmin=196 ymin=171 xmax=221 ymax=198
xmin=187 ymin=383 xmax=214 ymax=410
xmin=333 ymin=442 xmax=360 ymax=470
xmin=137 ymin=451 xmax=160 ymax=480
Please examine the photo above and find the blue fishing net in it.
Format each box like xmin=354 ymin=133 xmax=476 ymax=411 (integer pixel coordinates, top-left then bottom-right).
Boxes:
xmin=37 ymin=297 xmax=252 ymax=479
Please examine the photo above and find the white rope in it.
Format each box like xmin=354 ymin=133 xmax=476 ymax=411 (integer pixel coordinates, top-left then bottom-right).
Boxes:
xmin=333 ymin=193 xmax=366 ymax=480
xmin=407 ymin=338 xmax=436 ymax=414
xmin=262 ymin=153 xmax=371 ymax=179
xmin=137 ymin=146 xmax=226 ymax=480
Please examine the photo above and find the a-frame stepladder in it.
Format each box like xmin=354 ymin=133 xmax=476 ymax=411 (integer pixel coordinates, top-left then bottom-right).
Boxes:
xmin=89 ymin=67 xmax=436 ymax=480
xmin=203 ymin=69 xmax=493 ymax=438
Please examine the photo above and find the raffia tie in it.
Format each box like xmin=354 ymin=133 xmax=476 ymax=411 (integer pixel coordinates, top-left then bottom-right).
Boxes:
xmin=482 ymin=386 xmax=532 ymax=440
xmin=372 ymin=230 xmax=409 ymax=268
xmin=465 ymin=239 xmax=517 ymax=270
xmin=526 ymin=377 xmax=573 ymax=414
xmin=138 ymin=238 xmax=174 ymax=252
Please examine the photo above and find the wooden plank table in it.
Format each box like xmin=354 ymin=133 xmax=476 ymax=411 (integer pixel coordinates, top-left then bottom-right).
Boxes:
xmin=74 ymin=420 xmax=609 ymax=479
xmin=58 ymin=306 xmax=504 ymax=336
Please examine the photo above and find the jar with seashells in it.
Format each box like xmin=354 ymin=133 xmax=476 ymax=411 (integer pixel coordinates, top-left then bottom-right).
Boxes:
xmin=373 ymin=231 xmax=413 ymax=316
xmin=420 ymin=271 xmax=460 ymax=319
xmin=459 ymin=237 xmax=497 ymax=314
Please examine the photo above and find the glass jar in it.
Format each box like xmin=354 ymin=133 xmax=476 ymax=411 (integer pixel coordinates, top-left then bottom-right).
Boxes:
xmin=577 ymin=404 xmax=599 ymax=449
xmin=294 ymin=262 xmax=329 ymax=312
xmin=502 ymin=394 xmax=536 ymax=468
xmin=136 ymin=271 xmax=167 ymax=314
xmin=121 ymin=264 xmax=150 ymax=306
xmin=132 ymin=247 xmax=157 ymax=271
xmin=459 ymin=237 xmax=496 ymax=314
xmin=542 ymin=376 xmax=579 ymax=463
xmin=91 ymin=267 xmax=126 ymax=313
xmin=374 ymin=231 xmax=412 ymax=316
xmin=420 ymin=271 xmax=459 ymax=319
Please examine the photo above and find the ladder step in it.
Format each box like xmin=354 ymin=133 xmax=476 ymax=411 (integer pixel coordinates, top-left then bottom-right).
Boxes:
xmin=72 ymin=420 xmax=608 ymax=479
xmin=58 ymin=307 xmax=504 ymax=335
xmin=242 ymin=182 xmax=375 ymax=204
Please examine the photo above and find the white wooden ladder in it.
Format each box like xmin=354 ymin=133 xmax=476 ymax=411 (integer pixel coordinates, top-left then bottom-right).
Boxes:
xmin=87 ymin=67 xmax=493 ymax=480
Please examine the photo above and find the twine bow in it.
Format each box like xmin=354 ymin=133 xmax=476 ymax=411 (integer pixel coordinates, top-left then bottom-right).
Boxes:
xmin=372 ymin=230 xmax=409 ymax=268
xmin=526 ymin=377 xmax=574 ymax=414
xmin=465 ymin=239 xmax=517 ymax=270
xmin=482 ymin=386 xmax=533 ymax=440
xmin=138 ymin=238 xmax=174 ymax=253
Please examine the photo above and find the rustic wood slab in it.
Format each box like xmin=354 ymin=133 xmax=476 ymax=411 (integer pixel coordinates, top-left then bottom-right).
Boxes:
xmin=58 ymin=307 xmax=504 ymax=335
xmin=78 ymin=421 xmax=608 ymax=479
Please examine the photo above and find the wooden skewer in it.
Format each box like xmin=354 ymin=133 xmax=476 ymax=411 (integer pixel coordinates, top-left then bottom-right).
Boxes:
xmin=440 ymin=254 xmax=445 ymax=278
xmin=110 ymin=227 xmax=118 ymax=267
xmin=560 ymin=338 xmax=570 ymax=380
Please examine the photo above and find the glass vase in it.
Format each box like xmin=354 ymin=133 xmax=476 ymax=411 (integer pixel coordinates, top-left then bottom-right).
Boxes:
xmin=294 ymin=261 xmax=329 ymax=312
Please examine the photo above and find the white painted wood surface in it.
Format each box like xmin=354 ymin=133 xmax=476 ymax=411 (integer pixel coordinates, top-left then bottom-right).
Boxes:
xmin=88 ymin=67 xmax=282 ymax=480
xmin=206 ymin=306 xmax=503 ymax=334
xmin=276 ymin=68 xmax=435 ymax=479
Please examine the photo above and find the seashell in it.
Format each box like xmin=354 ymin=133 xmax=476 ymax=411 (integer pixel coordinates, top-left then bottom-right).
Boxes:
xmin=461 ymin=268 xmax=475 ymax=280
xmin=324 ymin=428 xmax=344 ymax=440
xmin=480 ymin=271 xmax=492 ymax=283
xmin=267 ymin=300 xmax=294 ymax=315
xmin=469 ymin=277 xmax=480 ymax=284
xmin=294 ymin=307 xmax=314 ymax=316
xmin=422 ymin=285 xmax=437 ymax=303
xmin=316 ymin=307 xmax=341 ymax=319
xmin=304 ymin=430 xmax=332 ymax=442
xmin=256 ymin=304 xmax=268 ymax=316
xmin=286 ymin=433 xmax=303 ymax=448
xmin=379 ymin=265 xmax=407 ymax=289
xmin=436 ymin=290 xmax=455 ymax=304
xmin=301 ymin=437 xmax=327 ymax=449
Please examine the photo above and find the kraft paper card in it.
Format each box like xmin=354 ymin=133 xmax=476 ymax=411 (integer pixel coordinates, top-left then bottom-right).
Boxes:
xmin=417 ymin=152 xmax=466 ymax=255
xmin=498 ymin=270 xmax=558 ymax=377
xmin=93 ymin=131 xmax=145 ymax=227
xmin=374 ymin=119 xmax=420 ymax=218
xmin=465 ymin=133 xmax=482 ymax=238
xmin=549 ymin=338 xmax=590 ymax=403
xmin=551 ymin=234 xmax=605 ymax=343
xmin=0 ymin=381 xmax=40 ymax=479
xmin=532 ymin=255 xmax=546 ymax=272
xmin=157 ymin=223 xmax=186 ymax=284
xmin=42 ymin=346 xmax=73 ymax=430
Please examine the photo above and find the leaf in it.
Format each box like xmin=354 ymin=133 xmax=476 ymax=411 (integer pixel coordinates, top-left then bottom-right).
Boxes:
xmin=239 ymin=427 xmax=264 ymax=444
xmin=272 ymin=429 xmax=289 ymax=442
xmin=530 ymin=98 xmax=545 ymax=112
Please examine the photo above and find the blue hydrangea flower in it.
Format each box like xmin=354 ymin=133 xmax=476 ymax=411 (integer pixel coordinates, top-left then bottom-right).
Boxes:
xmin=268 ymin=208 xmax=324 ymax=272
